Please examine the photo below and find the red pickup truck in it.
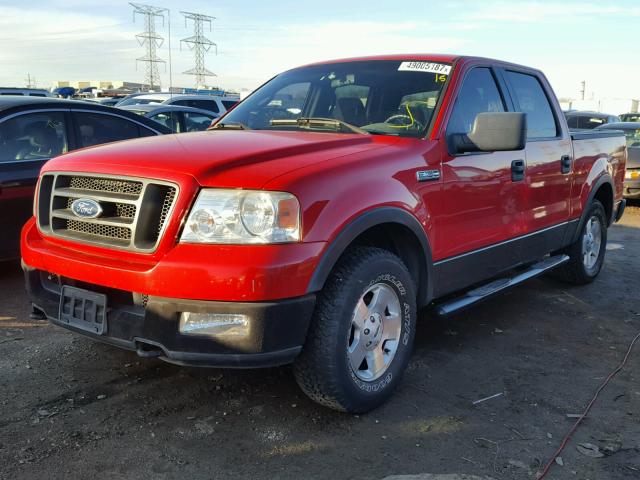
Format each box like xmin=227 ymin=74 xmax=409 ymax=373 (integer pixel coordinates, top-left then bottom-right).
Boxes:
xmin=21 ymin=55 xmax=627 ymax=413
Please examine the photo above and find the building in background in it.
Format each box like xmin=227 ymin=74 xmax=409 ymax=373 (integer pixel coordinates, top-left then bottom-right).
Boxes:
xmin=52 ymin=80 xmax=147 ymax=91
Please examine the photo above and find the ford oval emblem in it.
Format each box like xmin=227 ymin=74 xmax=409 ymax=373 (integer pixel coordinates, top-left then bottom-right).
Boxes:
xmin=70 ymin=198 xmax=103 ymax=219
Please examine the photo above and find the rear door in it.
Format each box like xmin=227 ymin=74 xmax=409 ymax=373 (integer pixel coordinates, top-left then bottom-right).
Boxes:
xmin=435 ymin=66 xmax=527 ymax=295
xmin=0 ymin=110 xmax=70 ymax=258
xmin=500 ymin=69 xmax=572 ymax=259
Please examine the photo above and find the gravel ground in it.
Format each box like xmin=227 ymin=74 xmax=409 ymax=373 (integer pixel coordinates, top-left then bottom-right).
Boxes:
xmin=1 ymin=205 xmax=639 ymax=480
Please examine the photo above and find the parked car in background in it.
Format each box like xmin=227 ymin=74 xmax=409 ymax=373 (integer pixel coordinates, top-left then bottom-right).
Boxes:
xmin=619 ymin=113 xmax=640 ymax=122
xmin=21 ymin=55 xmax=626 ymax=412
xmin=115 ymin=93 xmax=239 ymax=116
xmin=0 ymin=97 xmax=171 ymax=260
xmin=96 ymin=97 xmax=124 ymax=107
xmin=118 ymin=104 xmax=218 ymax=133
xmin=52 ymin=87 xmax=76 ymax=99
xmin=564 ymin=110 xmax=620 ymax=130
xmin=0 ymin=88 xmax=52 ymax=97
xmin=596 ymin=121 xmax=640 ymax=198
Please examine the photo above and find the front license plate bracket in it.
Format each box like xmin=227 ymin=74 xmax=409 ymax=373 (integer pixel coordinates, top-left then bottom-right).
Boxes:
xmin=59 ymin=285 xmax=107 ymax=335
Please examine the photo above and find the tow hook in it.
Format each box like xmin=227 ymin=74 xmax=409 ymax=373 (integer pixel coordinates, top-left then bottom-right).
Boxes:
xmin=135 ymin=340 xmax=164 ymax=358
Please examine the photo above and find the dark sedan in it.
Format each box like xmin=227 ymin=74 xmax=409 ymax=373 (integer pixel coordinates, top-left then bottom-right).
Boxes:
xmin=0 ymin=97 xmax=172 ymax=260
xmin=565 ymin=110 xmax=620 ymax=130
xmin=596 ymin=122 xmax=640 ymax=199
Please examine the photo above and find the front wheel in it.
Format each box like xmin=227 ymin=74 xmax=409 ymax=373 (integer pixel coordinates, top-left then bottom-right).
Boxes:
xmin=293 ymin=247 xmax=417 ymax=413
xmin=554 ymin=200 xmax=608 ymax=284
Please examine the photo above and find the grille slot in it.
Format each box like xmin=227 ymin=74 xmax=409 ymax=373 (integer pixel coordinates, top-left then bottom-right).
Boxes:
xmin=69 ymin=176 xmax=143 ymax=195
xmin=66 ymin=219 xmax=132 ymax=240
xmin=38 ymin=173 xmax=178 ymax=252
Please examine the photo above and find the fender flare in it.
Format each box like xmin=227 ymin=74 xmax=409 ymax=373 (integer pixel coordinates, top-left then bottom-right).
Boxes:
xmin=571 ymin=174 xmax=615 ymax=243
xmin=306 ymin=206 xmax=434 ymax=303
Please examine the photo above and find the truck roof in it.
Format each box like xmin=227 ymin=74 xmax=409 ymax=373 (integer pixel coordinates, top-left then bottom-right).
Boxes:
xmin=299 ymin=54 xmax=538 ymax=72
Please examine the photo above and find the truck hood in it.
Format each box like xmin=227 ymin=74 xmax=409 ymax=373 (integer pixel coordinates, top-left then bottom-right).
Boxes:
xmin=46 ymin=130 xmax=394 ymax=189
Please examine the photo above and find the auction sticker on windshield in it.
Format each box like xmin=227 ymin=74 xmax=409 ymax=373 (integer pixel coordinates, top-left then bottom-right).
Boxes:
xmin=398 ymin=61 xmax=451 ymax=75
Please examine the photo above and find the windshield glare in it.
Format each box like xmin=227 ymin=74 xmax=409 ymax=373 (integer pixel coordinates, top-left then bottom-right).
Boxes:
xmin=222 ymin=60 xmax=451 ymax=137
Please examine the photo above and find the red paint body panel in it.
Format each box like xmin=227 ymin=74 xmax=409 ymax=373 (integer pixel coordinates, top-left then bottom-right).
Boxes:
xmin=22 ymin=217 xmax=325 ymax=301
xmin=21 ymin=54 xmax=627 ymax=304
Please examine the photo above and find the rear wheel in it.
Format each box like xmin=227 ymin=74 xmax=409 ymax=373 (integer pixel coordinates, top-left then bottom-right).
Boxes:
xmin=553 ymin=200 xmax=608 ymax=284
xmin=293 ymin=247 xmax=417 ymax=413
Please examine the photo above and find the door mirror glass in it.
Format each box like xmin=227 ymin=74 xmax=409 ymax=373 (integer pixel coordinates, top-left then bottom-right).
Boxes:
xmin=450 ymin=112 xmax=526 ymax=154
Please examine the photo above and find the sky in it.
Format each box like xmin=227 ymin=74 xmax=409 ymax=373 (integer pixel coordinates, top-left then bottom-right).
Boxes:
xmin=0 ymin=0 xmax=638 ymax=100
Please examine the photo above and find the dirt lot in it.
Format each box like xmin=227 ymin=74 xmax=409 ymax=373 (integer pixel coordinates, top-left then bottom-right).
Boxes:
xmin=1 ymin=207 xmax=639 ymax=480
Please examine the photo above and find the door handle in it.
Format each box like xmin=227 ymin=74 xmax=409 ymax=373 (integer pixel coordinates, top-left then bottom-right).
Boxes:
xmin=511 ymin=159 xmax=525 ymax=182
xmin=561 ymin=155 xmax=572 ymax=174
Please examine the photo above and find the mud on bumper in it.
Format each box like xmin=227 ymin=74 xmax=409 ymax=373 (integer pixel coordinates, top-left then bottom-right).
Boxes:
xmin=24 ymin=265 xmax=315 ymax=368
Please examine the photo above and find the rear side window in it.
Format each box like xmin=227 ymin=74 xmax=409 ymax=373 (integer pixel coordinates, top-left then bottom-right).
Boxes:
xmin=447 ymin=67 xmax=505 ymax=136
xmin=149 ymin=111 xmax=181 ymax=133
xmin=184 ymin=112 xmax=215 ymax=132
xmin=221 ymin=100 xmax=237 ymax=110
xmin=0 ymin=111 xmax=68 ymax=162
xmin=172 ymin=99 xmax=219 ymax=113
xmin=566 ymin=115 xmax=579 ymax=129
xmin=506 ymin=71 xmax=558 ymax=139
xmin=74 ymin=112 xmax=146 ymax=148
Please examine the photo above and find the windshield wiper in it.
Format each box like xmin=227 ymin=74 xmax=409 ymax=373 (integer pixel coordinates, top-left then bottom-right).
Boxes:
xmin=208 ymin=121 xmax=250 ymax=131
xmin=270 ymin=117 xmax=369 ymax=135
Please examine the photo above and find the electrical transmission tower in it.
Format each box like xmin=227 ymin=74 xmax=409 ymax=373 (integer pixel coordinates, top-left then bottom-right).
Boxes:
xmin=180 ymin=11 xmax=217 ymax=89
xmin=130 ymin=3 xmax=167 ymax=91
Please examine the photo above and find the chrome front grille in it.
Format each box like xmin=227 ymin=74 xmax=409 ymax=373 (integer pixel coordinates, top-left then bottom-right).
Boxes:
xmin=37 ymin=173 xmax=179 ymax=252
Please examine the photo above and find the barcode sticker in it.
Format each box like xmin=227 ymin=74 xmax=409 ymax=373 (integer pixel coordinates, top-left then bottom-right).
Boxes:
xmin=398 ymin=61 xmax=451 ymax=75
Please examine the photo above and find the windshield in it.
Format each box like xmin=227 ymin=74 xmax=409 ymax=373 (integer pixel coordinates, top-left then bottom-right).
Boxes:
xmin=221 ymin=60 xmax=451 ymax=137
xmin=117 ymin=97 xmax=164 ymax=106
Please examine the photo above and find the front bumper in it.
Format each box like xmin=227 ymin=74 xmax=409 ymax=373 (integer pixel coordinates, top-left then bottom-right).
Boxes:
xmin=24 ymin=265 xmax=315 ymax=368
xmin=624 ymin=178 xmax=640 ymax=199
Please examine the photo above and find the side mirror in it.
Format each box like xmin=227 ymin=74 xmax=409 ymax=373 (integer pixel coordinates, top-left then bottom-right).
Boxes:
xmin=450 ymin=112 xmax=526 ymax=154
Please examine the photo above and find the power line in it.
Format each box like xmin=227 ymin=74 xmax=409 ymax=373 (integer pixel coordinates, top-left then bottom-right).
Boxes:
xmin=180 ymin=11 xmax=217 ymax=89
xmin=130 ymin=2 xmax=167 ymax=91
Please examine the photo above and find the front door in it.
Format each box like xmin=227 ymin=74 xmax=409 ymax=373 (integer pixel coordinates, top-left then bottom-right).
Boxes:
xmin=0 ymin=110 xmax=69 ymax=259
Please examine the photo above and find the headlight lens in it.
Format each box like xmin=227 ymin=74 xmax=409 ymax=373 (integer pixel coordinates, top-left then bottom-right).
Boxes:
xmin=626 ymin=169 xmax=639 ymax=180
xmin=180 ymin=189 xmax=300 ymax=244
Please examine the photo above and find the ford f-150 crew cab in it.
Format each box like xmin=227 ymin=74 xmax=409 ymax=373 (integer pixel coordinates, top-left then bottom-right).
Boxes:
xmin=21 ymin=55 xmax=627 ymax=413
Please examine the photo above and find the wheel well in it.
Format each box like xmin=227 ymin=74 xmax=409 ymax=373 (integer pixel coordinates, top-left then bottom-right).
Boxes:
xmin=593 ymin=182 xmax=614 ymax=224
xmin=347 ymin=223 xmax=429 ymax=305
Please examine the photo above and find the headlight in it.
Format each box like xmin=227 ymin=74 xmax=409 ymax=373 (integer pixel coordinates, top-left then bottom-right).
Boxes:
xmin=626 ymin=169 xmax=639 ymax=180
xmin=180 ymin=189 xmax=300 ymax=244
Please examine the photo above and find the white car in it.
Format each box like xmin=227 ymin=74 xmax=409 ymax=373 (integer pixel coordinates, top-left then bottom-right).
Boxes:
xmin=115 ymin=93 xmax=239 ymax=116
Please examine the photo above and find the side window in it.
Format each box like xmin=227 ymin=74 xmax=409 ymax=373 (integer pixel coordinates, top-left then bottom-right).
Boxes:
xmin=447 ymin=68 xmax=505 ymax=136
xmin=0 ymin=111 xmax=68 ymax=162
xmin=566 ymin=115 xmax=578 ymax=129
xmin=74 ymin=112 xmax=142 ymax=148
xmin=505 ymin=71 xmax=558 ymax=139
xmin=172 ymin=99 xmax=219 ymax=113
xmin=184 ymin=112 xmax=215 ymax=132
xmin=221 ymin=100 xmax=237 ymax=110
xmin=149 ymin=112 xmax=180 ymax=133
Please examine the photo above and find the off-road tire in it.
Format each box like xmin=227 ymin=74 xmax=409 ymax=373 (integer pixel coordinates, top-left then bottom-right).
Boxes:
xmin=293 ymin=246 xmax=417 ymax=413
xmin=553 ymin=200 xmax=608 ymax=284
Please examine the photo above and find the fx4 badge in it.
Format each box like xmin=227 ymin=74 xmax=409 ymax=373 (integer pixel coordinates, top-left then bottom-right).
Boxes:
xmin=416 ymin=170 xmax=440 ymax=182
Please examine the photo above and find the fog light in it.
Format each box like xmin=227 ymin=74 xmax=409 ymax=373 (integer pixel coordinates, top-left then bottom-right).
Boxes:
xmin=179 ymin=312 xmax=249 ymax=337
